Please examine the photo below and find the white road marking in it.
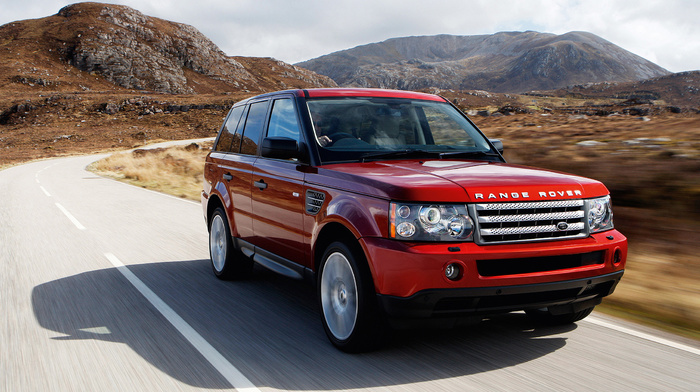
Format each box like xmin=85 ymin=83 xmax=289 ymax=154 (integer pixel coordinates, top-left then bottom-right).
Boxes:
xmin=40 ymin=186 xmax=51 ymax=197
xmin=105 ymin=253 xmax=260 ymax=391
xmin=586 ymin=315 xmax=700 ymax=356
xmin=55 ymin=203 xmax=86 ymax=230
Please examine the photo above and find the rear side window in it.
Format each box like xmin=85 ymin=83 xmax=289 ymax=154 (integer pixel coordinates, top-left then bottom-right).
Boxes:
xmin=240 ymin=101 xmax=268 ymax=155
xmin=214 ymin=105 xmax=245 ymax=152
xmin=230 ymin=105 xmax=247 ymax=153
xmin=267 ymin=98 xmax=301 ymax=142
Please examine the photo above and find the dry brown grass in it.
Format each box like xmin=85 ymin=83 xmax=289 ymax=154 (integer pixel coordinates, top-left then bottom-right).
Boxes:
xmin=88 ymin=142 xmax=210 ymax=200
xmin=600 ymin=207 xmax=700 ymax=339
xmin=603 ymin=249 xmax=700 ymax=339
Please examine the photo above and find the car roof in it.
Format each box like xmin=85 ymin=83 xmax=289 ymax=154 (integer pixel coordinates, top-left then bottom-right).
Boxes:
xmin=233 ymin=88 xmax=447 ymax=106
xmin=303 ymin=88 xmax=447 ymax=102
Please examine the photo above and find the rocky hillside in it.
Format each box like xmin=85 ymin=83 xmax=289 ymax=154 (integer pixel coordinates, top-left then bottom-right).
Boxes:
xmin=297 ymin=32 xmax=670 ymax=93
xmin=0 ymin=2 xmax=336 ymax=94
xmin=542 ymin=71 xmax=700 ymax=107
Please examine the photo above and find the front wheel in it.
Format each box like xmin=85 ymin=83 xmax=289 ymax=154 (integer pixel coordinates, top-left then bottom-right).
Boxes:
xmin=318 ymin=241 xmax=384 ymax=352
xmin=525 ymin=306 xmax=595 ymax=325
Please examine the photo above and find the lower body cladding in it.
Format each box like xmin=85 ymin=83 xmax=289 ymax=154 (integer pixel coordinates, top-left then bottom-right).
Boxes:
xmin=377 ymin=271 xmax=623 ymax=319
xmin=360 ymin=230 xmax=627 ymax=322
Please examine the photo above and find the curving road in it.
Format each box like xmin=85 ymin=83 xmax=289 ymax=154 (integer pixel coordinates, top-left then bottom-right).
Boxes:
xmin=2 ymin=147 xmax=700 ymax=391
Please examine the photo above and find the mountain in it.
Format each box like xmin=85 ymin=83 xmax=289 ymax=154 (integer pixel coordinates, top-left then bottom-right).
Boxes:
xmin=0 ymin=2 xmax=336 ymax=94
xmin=296 ymin=32 xmax=670 ymax=93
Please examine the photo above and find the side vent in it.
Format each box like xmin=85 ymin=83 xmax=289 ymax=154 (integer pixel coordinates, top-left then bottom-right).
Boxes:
xmin=305 ymin=190 xmax=326 ymax=215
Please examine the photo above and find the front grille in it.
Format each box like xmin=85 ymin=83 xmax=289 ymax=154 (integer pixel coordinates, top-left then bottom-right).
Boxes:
xmin=473 ymin=200 xmax=587 ymax=244
xmin=477 ymin=251 xmax=605 ymax=277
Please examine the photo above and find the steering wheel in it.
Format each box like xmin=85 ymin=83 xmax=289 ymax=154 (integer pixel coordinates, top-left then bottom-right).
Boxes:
xmin=325 ymin=132 xmax=355 ymax=146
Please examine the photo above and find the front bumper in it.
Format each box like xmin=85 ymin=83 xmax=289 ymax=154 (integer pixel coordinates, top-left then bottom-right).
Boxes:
xmin=360 ymin=230 xmax=627 ymax=318
xmin=377 ymin=270 xmax=623 ymax=318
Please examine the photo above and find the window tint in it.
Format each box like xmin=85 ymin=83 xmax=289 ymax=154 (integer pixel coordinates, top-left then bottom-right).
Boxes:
xmin=214 ymin=105 xmax=244 ymax=152
xmin=240 ymin=101 xmax=268 ymax=155
xmin=231 ymin=105 xmax=247 ymax=153
xmin=419 ymin=105 xmax=481 ymax=147
xmin=267 ymin=99 xmax=301 ymax=142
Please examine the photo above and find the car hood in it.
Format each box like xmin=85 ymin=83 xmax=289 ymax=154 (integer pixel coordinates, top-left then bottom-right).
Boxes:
xmin=312 ymin=159 xmax=608 ymax=202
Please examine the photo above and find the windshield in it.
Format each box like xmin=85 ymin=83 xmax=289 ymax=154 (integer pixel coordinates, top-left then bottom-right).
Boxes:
xmin=306 ymin=97 xmax=495 ymax=164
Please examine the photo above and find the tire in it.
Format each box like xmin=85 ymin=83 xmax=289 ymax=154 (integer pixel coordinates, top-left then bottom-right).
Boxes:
xmin=525 ymin=306 xmax=595 ymax=325
xmin=318 ymin=241 xmax=384 ymax=352
xmin=208 ymin=207 xmax=252 ymax=280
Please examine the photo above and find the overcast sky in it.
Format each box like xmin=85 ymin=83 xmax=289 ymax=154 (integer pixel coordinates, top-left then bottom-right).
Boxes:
xmin=2 ymin=0 xmax=699 ymax=73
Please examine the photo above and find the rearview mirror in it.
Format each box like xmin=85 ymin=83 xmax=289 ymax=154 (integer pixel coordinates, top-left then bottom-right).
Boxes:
xmin=489 ymin=139 xmax=504 ymax=154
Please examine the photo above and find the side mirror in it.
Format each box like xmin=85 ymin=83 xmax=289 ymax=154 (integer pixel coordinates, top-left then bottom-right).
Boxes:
xmin=262 ymin=137 xmax=300 ymax=160
xmin=489 ymin=139 xmax=504 ymax=154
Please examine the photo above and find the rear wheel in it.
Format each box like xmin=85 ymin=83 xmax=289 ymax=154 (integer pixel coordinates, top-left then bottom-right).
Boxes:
xmin=318 ymin=241 xmax=384 ymax=352
xmin=208 ymin=207 xmax=252 ymax=280
xmin=525 ymin=306 xmax=595 ymax=325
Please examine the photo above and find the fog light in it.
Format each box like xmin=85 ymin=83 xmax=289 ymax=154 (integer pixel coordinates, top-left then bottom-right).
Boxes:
xmin=613 ymin=248 xmax=622 ymax=265
xmin=445 ymin=263 xmax=461 ymax=281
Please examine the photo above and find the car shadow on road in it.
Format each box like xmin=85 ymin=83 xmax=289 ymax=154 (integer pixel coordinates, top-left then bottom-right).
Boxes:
xmin=32 ymin=259 xmax=577 ymax=390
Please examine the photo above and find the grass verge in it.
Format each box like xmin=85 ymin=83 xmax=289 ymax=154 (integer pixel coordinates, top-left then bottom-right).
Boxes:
xmin=88 ymin=142 xmax=211 ymax=201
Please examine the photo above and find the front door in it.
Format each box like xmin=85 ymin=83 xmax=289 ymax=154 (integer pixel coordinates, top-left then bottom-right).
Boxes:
xmin=251 ymin=97 xmax=307 ymax=266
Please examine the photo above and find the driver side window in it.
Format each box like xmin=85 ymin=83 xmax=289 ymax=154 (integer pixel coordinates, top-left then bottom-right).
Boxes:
xmin=267 ymin=99 xmax=301 ymax=142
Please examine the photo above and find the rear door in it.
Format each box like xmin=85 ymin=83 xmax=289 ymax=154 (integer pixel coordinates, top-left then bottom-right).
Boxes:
xmin=220 ymin=99 xmax=269 ymax=241
xmin=205 ymin=104 xmax=245 ymax=234
xmin=251 ymin=97 xmax=308 ymax=266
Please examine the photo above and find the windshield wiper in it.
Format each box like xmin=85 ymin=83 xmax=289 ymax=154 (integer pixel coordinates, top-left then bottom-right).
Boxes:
xmin=360 ymin=149 xmax=501 ymax=162
xmin=360 ymin=149 xmax=442 ymax=162
xmin=438 ymin=150 xmax=500 ymax=159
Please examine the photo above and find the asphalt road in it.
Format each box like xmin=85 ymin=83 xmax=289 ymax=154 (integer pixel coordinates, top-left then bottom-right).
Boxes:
xmin=2 ymin=149 xmax=700 ymax=391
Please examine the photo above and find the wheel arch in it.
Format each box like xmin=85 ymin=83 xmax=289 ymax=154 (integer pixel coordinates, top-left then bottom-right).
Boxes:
xmin=206 ymin=193 xmax=225 ymax=229
xmin=314 ymin=223 xmax=354 ymax=271
xmin=313 ymin=222 xmax=378 ymax=289
xmin=311 ymin=192 xmax=387 ymax=283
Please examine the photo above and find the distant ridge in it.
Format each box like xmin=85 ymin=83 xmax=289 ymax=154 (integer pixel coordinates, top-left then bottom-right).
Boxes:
xmin=0 ymin=2 xmax=336 ymax=94
xmin=296 ymin=32 xmax=670 ymax=93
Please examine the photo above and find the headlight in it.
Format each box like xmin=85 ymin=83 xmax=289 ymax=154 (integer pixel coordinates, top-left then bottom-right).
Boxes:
xmin=587 ymin=195 xmax=614 ymax=233
xmin=390 ymin=202 xmax=474 ymax=241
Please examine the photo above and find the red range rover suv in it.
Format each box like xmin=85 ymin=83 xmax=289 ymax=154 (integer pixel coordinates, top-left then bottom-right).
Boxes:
xmin=202 ymin=88 xmax=627 ymax=351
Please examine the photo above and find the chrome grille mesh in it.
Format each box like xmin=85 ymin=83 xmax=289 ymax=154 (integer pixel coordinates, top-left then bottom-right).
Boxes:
xmin=474 ymin=200 xmax=587 ymax=244
xmin=478 ymin=210 xmax=585 ymax=223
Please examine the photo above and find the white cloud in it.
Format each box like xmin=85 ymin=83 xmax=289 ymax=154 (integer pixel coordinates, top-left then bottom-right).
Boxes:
xmin=1 ymin=0 xmax=699 ymax=72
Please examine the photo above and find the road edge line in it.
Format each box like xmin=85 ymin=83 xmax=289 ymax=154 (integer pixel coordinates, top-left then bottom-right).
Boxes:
xmin=586 ymin=315 xmax=700 ymax=356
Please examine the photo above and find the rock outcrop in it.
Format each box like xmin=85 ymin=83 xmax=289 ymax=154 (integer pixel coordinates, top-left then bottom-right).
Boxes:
xmin=0 ymin=2 xmax=336 ymax=94
xmin=58 ymin=4 xmax=257 ymax=93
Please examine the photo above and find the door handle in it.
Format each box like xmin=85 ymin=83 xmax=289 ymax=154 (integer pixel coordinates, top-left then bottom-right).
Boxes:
xmin=223 ymin=173 xmax=233 ymax=181
xmin=254 ymin=179 xmax=268 ymax=190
